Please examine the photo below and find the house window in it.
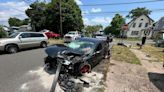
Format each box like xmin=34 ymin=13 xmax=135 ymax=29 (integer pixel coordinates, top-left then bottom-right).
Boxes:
xmin=133 ymin=23 xmax=136 ymax=28
xmin=145 ymin=23 xmax=148 ymax=27
xmin=141 ymin=19 xmax=144 ymax=21
xmin=138 ymin=23 xmax=142 ymax=27
xmin=131 ymin=31 xmax=139 ymax=35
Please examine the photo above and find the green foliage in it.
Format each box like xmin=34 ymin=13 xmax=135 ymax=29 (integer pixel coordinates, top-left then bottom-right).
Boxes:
xmin=126 ymin=7 xmax=151 ymax=18
xmin=0 ymin=26 xmax=7 ymax=38
xmin=8 ymin=17 xmax=29 ymax=27
xmin=84 ymin=25 xmax=103 ymax=37
xmin=26 ymin=0 xmax=84 ymax=34
xmin=104 ymin=14 xmax=125 ymax=36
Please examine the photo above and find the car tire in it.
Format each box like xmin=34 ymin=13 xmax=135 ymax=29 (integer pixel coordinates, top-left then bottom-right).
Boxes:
xmin=6 ymin=45 xmax=18 ymax=54
xmin=40 ymin=42 xmax=47 ymax=48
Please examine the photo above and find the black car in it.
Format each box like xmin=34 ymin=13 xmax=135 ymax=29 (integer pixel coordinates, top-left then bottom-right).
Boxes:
xmin=44 ymin=37 xmax=111 ymax=76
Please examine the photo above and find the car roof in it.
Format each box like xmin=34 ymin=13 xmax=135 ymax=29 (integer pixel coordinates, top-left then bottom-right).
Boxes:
xmin=18 ymin=32 xmax=43 ymax=34
xmin=78 ymin=37 xmax=104 ymax=44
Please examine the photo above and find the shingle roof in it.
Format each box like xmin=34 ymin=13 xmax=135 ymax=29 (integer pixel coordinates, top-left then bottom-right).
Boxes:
xmin=154 ymin=17 xmax=164 ymax=31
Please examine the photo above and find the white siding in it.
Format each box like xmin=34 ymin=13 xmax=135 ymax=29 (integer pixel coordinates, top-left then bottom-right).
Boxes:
xmin=127 ymin=15 xmax=153 ymax=38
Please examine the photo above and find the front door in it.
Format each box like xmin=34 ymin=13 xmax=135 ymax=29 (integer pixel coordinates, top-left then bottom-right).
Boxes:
xmin=92 ymin=43 xmax=104 ymax=66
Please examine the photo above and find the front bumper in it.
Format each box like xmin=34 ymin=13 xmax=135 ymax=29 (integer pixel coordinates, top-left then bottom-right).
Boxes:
xmin=64 ymin=38 xmax=73 ymax=42
xmin=0 ymin=45 xmax=5 ymax=51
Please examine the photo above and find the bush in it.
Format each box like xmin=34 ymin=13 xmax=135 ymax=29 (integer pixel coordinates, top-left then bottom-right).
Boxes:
xmin=0 ymin=26 xmax=7 ymax=38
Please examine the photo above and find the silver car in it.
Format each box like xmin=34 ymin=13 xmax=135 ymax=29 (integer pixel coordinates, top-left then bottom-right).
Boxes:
xmin=0 ymin=32 xmax=48 ymax=53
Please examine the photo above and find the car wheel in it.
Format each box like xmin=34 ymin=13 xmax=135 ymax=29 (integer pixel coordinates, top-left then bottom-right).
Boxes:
xmin=41 ymin=42 xmax=47 ymax=48
xmin=6 ymin=45 xmax=18 ymax=54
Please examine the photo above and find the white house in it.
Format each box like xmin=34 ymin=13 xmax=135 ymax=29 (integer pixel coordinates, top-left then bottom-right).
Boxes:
xmin=125 ymin=15 xmax=154 ymax=38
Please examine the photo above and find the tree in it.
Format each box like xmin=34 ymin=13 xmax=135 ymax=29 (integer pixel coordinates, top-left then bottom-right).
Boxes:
xmin=8 ymin=17 xmax=29 ymax=27
xmin=104 ymin=14 xmax=125 ymax=36
xmin=0 ymin=26 xmax=7 ymax=38
xmin=26 ymin=2 xmax=47 ymax=31
xmin=126 ymin=7 xmax=151 ymax=18
xmin=84 ymin=25 xmax=103 ymax=37
xmin=26 ymin=0 xmax=84 ymax=34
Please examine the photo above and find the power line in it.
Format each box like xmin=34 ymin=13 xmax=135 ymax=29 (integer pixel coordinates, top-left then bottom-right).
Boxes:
xmin=80 ymin=0 xmax=164 ymax=6
xmin=82 ymin=9 xmax=164 ymax=15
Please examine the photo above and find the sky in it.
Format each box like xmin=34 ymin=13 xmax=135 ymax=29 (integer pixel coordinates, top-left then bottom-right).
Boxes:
xmin=0 ymin=0 xmax=164 ymax=28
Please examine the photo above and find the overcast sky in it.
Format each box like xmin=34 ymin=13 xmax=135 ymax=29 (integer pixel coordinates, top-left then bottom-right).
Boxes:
xmin=0 ymin=0 xmax=164 ymax=27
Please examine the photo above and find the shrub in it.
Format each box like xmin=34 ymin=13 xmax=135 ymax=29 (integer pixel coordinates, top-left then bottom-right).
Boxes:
xmin=0 ymin=26 xmax=7 ymax=38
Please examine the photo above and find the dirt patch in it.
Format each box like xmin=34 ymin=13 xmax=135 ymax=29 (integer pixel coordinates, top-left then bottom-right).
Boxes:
xmin=18 ymin=58 xmax=111 ymax=92
xmin=105 ymin=60 xmax=160 ymax=92
xmin=131 ymin=49 xmax=164 ymax=73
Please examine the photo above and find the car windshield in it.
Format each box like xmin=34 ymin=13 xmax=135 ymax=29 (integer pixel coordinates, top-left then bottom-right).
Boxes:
xmin=67 ymin=40 xmax=95 ymax=55
xmin=9 ymin=33 xmax=19 ymax=38
xmin=68 ymin=32 xmax=75 ymax=35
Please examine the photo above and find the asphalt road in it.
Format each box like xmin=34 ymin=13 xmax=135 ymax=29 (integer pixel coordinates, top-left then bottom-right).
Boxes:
xmin=0 ymin=48 xmax=47 ymax=92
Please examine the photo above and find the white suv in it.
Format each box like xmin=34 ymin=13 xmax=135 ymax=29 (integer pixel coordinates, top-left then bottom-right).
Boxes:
xmin=64 ymin=31 xmax=81 ymax=42
xmin=0 ymin=32 xmax=48 ymax=53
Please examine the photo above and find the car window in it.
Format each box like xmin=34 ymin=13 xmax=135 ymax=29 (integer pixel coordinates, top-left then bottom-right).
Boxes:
xmin=30 ymin=33 xmax=44 ymax=37
xmin=20 ymin=33 xmax=31 ymax=38
xmin=95 ymin=43 xmax=102 ymax=51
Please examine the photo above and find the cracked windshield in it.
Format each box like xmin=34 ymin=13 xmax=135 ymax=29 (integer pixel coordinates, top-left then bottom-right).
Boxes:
xmin=0 ymin=0 xmax=164 ymax=92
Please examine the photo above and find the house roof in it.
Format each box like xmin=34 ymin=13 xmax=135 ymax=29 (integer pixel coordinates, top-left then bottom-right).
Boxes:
xmin=154 ymin=17 xmax=164 ymax=31
xmin=127 ymin=15 xmax=154 ymax=28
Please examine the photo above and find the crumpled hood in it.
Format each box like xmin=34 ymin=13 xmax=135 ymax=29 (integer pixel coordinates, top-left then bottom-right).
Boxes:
xmin=45 ymin=44 xmax=83 ymax=58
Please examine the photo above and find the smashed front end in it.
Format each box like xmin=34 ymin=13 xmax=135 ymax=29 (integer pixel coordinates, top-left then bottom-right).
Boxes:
xmin=44 ymin=44 xmax=91 ymax=76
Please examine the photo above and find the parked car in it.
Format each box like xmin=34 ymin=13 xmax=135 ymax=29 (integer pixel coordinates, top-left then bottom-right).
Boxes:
xmin=64 ymin=31 xmax=81 ymax=42
xmin=0 ymin=32 xmax=48 ymax=53
xmin=45 ymin=32 xmax=61 ymax=39
xmin=94 ymin=34 xmax=113 ymax=42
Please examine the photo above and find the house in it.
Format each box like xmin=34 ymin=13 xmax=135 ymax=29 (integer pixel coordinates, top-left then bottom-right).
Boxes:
xmin=125 ymin=15 xmax=154 ymax=38
xmin=153 ymin=17 xmax=164 ymax=40
xmin=19 ymin=24 xmax=32 ymax=31
xmin=154 ymin=17 xmax=164 ymax=35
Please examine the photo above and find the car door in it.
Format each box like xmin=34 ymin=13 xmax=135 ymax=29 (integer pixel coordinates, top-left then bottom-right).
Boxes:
xmin=18 ymin=33 xmax=32 ymax=49
xmin=91 ymin=43 xmax=104 ymax=66
xmin=29 ymin=33 xmax=45 ymax=47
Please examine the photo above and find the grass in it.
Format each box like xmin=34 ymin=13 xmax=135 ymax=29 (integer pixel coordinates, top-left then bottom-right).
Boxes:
xmin=141 ymin=45 xmax=164 ymax=62
xmin=48 ymin=38 xmax=64 ymax=45
xmin=115 ymin=37 xmax=141 ymax=41
xmin=111 ymin=45 xmax=141 ymax=65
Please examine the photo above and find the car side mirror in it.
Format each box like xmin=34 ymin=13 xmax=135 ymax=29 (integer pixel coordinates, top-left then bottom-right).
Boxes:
xmin=19 ymin=36 xmax=22 ymax=39
xmin=93 ymin=51 xmax=100 ymax=55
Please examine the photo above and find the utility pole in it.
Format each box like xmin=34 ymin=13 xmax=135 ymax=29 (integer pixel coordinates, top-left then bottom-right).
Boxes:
xmin=59 ymin=0 xmax=63 ymax=36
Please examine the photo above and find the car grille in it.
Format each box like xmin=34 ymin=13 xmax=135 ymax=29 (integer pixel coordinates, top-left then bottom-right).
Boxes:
xmin=64 ymin=36 xmax=72 ymax=39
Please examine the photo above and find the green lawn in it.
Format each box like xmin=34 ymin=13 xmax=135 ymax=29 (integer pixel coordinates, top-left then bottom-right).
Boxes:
xmin=141 ymin=45 xmax=164 ymax=62
xmin=48 ymin=39 xmax=64 ymax=45
xmin=112 ymin=45 xmax=141 ymax=65
xmin=115 ymin=37 xmax=141 ymax=41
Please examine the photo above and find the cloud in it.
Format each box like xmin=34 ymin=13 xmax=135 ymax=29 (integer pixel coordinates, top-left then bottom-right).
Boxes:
xmin=83 ymin=17 xmax=111 ymax=27
xmin=0 ymin=1 xmax=29 ymax=26
xmin=91 ymin=8 xmax=102 ymax=13
xmin=82 ymin=10 xmax=89 ymax=14
xmin=74 ymin=0 xmax=83 ymax=5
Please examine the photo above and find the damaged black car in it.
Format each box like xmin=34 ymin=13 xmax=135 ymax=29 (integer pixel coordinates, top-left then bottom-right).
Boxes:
xmin=44 ymin=37 xmax=111 ymax=76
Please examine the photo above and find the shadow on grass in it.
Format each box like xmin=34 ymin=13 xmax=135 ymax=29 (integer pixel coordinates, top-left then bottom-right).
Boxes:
xmin=148 ymin=72 xmax=164 ymax=92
